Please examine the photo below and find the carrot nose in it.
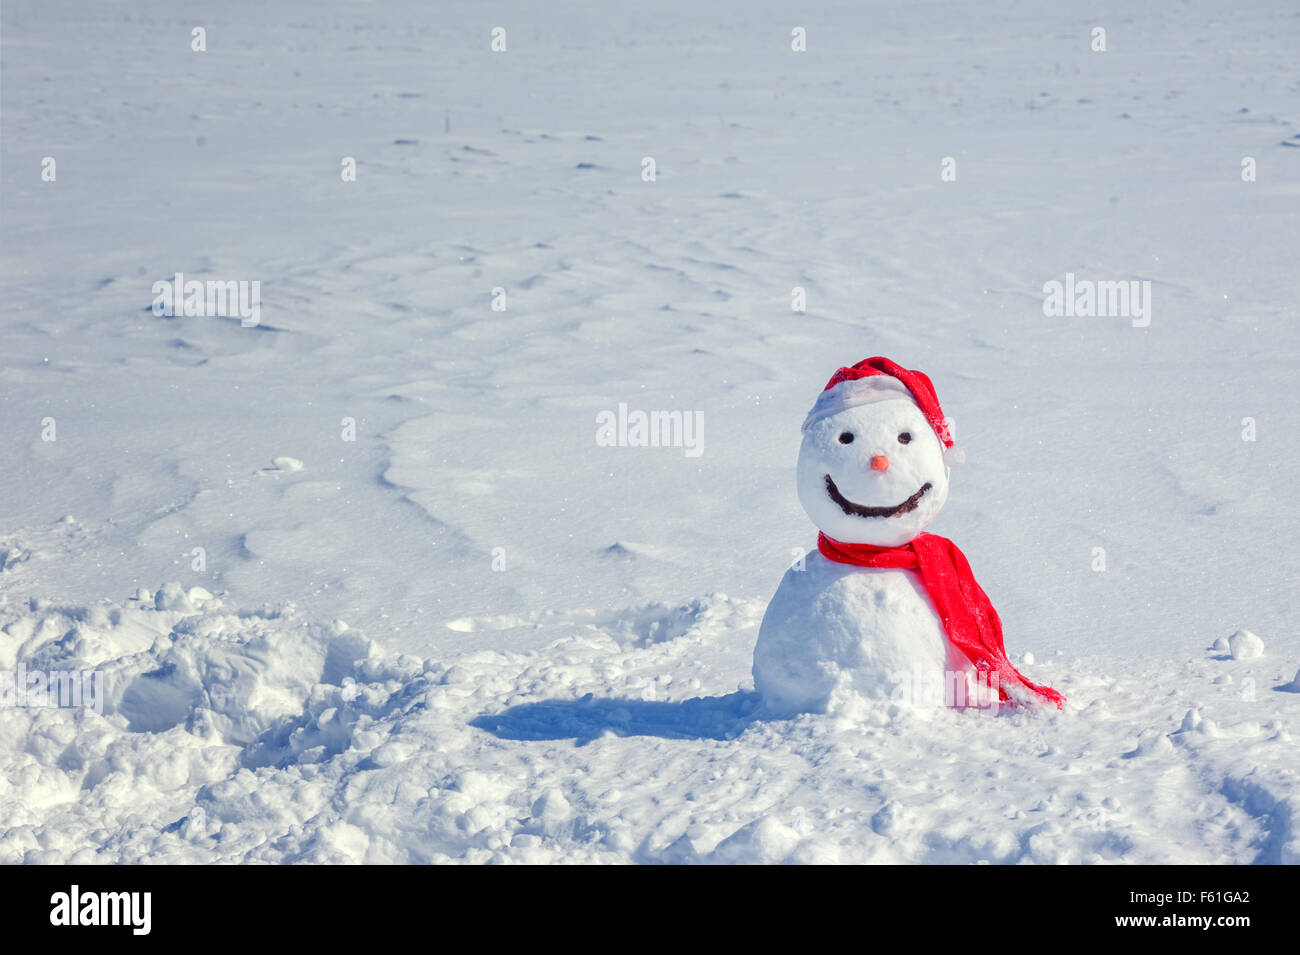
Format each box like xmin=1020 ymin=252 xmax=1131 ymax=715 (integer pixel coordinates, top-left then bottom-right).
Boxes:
xmin=870 ymin=455 xmax=890 ymax=472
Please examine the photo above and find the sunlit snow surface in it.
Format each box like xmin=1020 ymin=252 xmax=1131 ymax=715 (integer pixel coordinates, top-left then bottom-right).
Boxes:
xmin=1 ymin=0 xmax=1297 ymax=862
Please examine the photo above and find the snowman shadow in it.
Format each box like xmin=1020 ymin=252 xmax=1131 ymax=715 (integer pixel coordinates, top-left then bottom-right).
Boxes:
xmin=472 ymin=690 xmax=763 ymax=745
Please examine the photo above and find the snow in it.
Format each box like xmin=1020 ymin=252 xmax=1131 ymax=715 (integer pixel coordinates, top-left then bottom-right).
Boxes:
xmin=1 ymin=587 xmax=1297 ymax=863
xmin=1228 ymin=629 xmax=1265 ymax=661
xmin=2 ymin=0 xmax=1298 ymax=863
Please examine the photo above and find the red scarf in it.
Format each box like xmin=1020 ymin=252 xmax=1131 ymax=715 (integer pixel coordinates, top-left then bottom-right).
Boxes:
xmin=818 ymin=532 xmax=1064 ymax=709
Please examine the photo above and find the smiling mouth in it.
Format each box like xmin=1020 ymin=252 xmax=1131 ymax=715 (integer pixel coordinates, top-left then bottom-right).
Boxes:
xmin=824 ymin=475 xmax=933 ymax=518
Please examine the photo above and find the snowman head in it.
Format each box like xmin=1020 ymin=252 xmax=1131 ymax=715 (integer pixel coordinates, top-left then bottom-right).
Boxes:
xmin=796 ymin=358 xmax=962 ymax=547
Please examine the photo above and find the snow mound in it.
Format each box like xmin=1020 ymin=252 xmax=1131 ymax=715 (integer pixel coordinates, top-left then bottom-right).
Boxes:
xmin=1227 ymin=629 xmax=1264 ymax=661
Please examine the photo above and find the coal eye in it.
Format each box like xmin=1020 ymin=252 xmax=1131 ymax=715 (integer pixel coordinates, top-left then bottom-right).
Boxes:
xmin=838 ymin=432 xmax=854 ymax=445
xmin=897 ymin=432 xmax=912 ymax=444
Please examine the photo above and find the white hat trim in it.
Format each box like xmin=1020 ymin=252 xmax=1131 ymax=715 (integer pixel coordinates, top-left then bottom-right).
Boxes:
xmin=800 ymin=376 xmax=916 ymax=432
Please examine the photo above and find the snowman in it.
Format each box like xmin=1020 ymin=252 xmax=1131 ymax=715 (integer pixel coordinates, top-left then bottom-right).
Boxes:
xmin=752 ymin=357 xmax=1063 ymax=716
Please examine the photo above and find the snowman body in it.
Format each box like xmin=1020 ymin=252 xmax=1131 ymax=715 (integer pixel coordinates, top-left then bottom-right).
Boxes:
xmin=753 ymin=378 xmax=977 ymax=715
xmin=755 ymin=553 xmax=970 ymax=715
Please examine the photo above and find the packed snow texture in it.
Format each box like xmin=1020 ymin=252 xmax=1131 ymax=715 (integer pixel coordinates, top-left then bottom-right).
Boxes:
xmin=753 ymin=553 xmax=967 ymax=716
xmin=2 ymin=0 xmax=1298 ymax=862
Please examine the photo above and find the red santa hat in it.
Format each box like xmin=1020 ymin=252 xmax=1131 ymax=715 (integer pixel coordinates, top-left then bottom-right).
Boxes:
xmin=802 ymin=356 xmax=965 ymax=467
